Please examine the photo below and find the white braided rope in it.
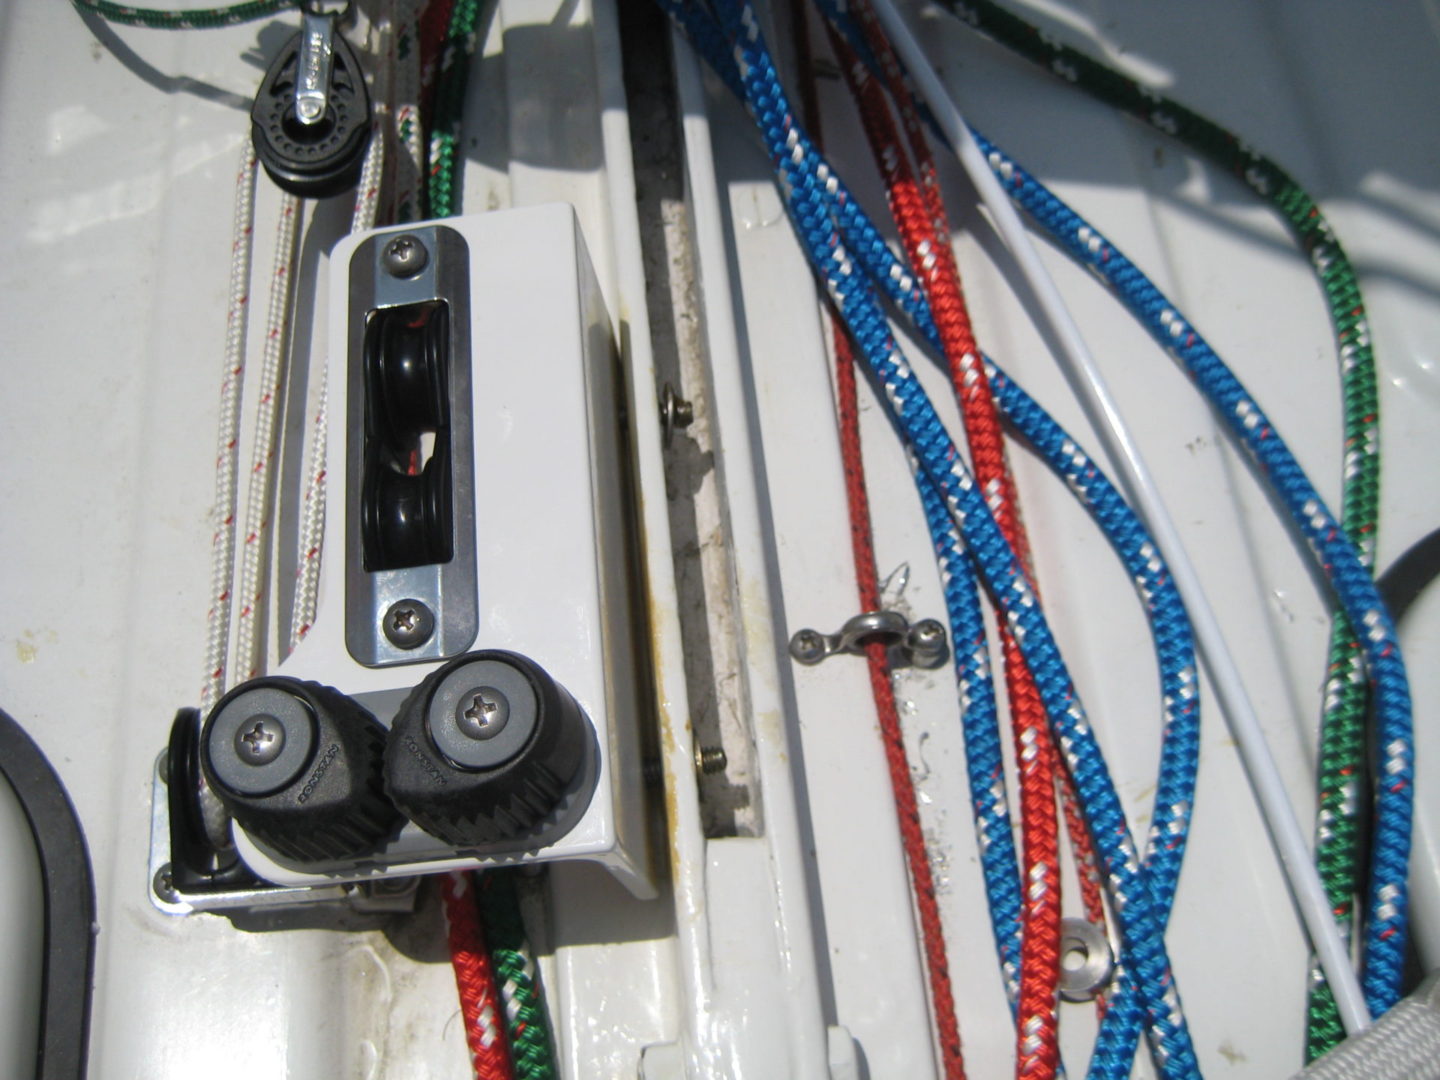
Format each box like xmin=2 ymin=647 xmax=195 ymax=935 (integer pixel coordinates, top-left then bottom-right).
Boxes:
xmin=288 ymin=130 xmax=386 ymax=653
xmin=199 ymin=141 xmax=260 ymax=713
xmin=233 ymin=193 xmax=302 ymax=682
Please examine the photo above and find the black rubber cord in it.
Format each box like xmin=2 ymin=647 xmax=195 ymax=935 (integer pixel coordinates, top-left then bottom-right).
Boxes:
xmin=0 ymin=709 xmax=96 ymax=1080
xmin=1377 ymin=525 xmax=1440 ymax=627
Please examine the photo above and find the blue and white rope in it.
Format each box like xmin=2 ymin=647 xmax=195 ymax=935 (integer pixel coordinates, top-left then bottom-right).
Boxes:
xmin=912 ymin=460 xmax=1024 ymax=997
xmin=682 ymin=2 xmax=1203 ymax=1075
xmin=663 ymin=1 xmax=1203 ymax=1070
xmin=801 ymin=0 xmax=1409 ymax=1016
xmin=970 ymin=131 xmax=1413 ymax=1015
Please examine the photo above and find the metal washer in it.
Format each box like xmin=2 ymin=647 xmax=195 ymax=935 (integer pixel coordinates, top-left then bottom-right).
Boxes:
xmin=207 ymin=686 xmax=318 ymax=797
xmin=1058 ymin=917 xmax=1115 ymax=1002
xmin=426 ymin=658 xmax=537 ymax=771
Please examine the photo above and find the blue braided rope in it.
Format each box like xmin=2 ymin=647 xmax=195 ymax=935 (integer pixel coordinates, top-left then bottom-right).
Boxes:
xmin=698 ymin=2 xmax=1202 ymax=1075
xmin=907 ymin=340 xmax=1204 ymax=1080
xmin=786 ymin=14 xmax=1204 ymax=922
xmin=971 ymin=131 xmax=1413 ymax=1015
xmin=984 ymin=363 xmax=1201 ymax=1075
xmin=800 ymin=1 xmax=1407 ymax=1012
xmin=666 ymin=0 xmax=1203 ymax=1072
xmin=912 ymin=463 xmax=1025 ymax=997
xmin=798 ymin=0 xmax=1409 ymax=1018
xmin=987 ymin=364 xmax=1200 ymax=929
xmin=717 ymin=0 xmax=1202 ymax=1049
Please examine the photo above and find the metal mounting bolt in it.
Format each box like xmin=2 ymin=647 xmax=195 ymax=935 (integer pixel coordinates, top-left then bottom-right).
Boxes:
xmin=234 ymin=715 xmax=286 ymax=766
xmin=908 ymin=619 xmax=945 ymax=649
xmin=381 ymin=234 xmax=428 ymax=278
xmin=456 ymin=687 xmax=510 ymax=741
xmin=694 ymin=746 xmax=728 ymax=775
xmin=660 ymin=382 xmax=695 ymax=447
xmin=789 ymin=628 xmax=828 ymax=664
xmin=907 ymin=618 xmax=948 ymax=666
xmin=382 ymin=598 xmax=434 ymax=649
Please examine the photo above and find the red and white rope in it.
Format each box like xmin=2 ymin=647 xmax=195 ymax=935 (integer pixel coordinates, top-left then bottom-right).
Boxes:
xmin=288 ymin=128 xmax=386 ymax=653
xmin=441 ymin=872 xmax=515 ymax=1080
xmin=233 ymin=192 xmax=302 ymax=681
xmin=200 ymin=140 xmax=260 ymax=713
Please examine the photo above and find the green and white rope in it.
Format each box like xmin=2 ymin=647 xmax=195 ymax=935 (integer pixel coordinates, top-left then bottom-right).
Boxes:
xmin=478 ymin=872 xmax=559 ymax=1080
xmin=427 ymin=0 xmax=481 ymax=218
xmin=70 ymin=0 xmax=296 ymax=30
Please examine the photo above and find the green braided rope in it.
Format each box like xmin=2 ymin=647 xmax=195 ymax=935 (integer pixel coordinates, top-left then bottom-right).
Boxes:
xmin=424 ymin=3 xmax=558 ymax=1070
xmin=477 ymin=871 xmax=560 ymax=1080
xmin=70 ymin=0 xmax=295 ymax=29
xmin=942 ymin=1 xmax=1380 ymax=1059
xmin=426 ymin=0 xmax=481 ymax=218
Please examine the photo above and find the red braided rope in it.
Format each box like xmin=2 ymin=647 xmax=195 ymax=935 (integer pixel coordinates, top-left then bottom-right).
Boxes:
xmin=834 ymin=325 xmax=969 ymax=1080
xmin=840 ymin=13 xmax=1110 ymax=983
xmin=790 ymin=6 xmax=966 ymax=1073
xmin=441 ymin=871 xmax=515 ymax=1080
xmin=857 ymin=13 xmax=1117 ymax=1014
xmin=835 ymin=10 xmax=1061 ymax=1074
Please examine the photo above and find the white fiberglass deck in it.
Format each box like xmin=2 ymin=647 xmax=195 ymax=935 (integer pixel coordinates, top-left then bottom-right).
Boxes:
xmin=0 ymin=2 xmax=1438 ymax=1078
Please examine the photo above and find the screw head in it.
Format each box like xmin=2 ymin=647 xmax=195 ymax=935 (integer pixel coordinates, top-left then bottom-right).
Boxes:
xmin=909 ymin=619 xmax=946 ymax=650
xmin=153 ymin=865 xmax=179 ymax=903
xmin=694 ymin=746 xmax=728 ymax=774
xmin=383 ymin=598 xmax=435 ymax=649
xmin=907 ymin=618 xmax=948 ymax=668
xmin=381 ymin=235 xmax=428 ymax=278
xmin=234 ymin=715 xmax=287 ymax=766
xmin=456 ymin=687 xmax=510 ymax=741
xmin=789 ymin=628 xmax=828 ymax=664
xmin=660 ymin=383 xmax=695 ymax=447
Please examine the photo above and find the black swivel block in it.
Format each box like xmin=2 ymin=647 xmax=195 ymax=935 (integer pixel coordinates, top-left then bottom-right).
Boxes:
xmin=384 ymin=650 xmax=590 ymax=847
xmin=200 ymin=678 xmax=400 ymax=864
xmin=251 ymin=26 xmax=372 ymax=198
